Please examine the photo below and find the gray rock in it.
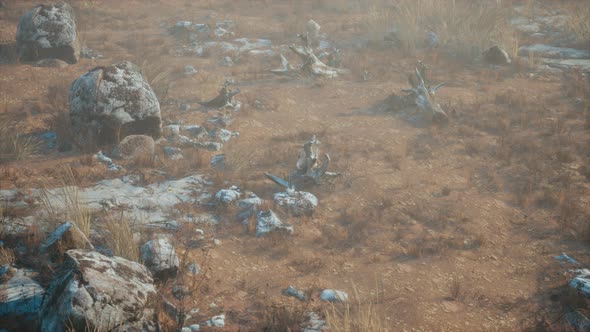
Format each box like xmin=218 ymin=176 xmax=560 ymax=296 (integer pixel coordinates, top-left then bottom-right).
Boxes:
xmin=518 ymin=44 xmax=590 ymax=59
xmin=187 ymin=261 xmax=201 ymax=275
xmin=40 ymin=250 xmax=156 ymax=331
xmin=205 ymin=314 xmax=225 ymax=327
xmin=195 ymin=141 xmax=223 ymax=151
xmin=320 ymin=289 xmax=348 ymax=302
xmin=569 ymin=269 xmax=590 ymax=297
xmin=543 ymin=58 xmax=590 ymax=72
xmin=220 ymin=56 xmax=234 ymax=67
xmin=273 ymin=191 xmax=318 ymax=217
xmin=16 ymin=3 xmax=80 ymax=64
xmin=256 ymin=210 xmax=293 ymax=237
xmin=282 ymin=285 xmax=306 ymax=301
xmin=425 ymin=31 xmax=439 ymax=48
xmin=80 ymin=47 xmax=103 ymax=60
xmin=303 ymin=311 xmax=327 ymax=332
xmin=172 ymin=284 xmax=190 ymax=300
xmin=189 ymin=324 xmax=201 ymax=331
xmin=69 ymin=61 xmax=162 ymax=147
xmin=215 ymin=186 xmax=241 ymax=204
xmin=0 ymin=268 xmax=44 ymax=331
xmin=237 ymin=193 xmax=264 ymax=223
xmin=39 ymin=221 xmax=93 ymax=259
xmin=210 ymin=154 xmax=225 ymax=170
xmin=215 ymin=128 xmax=239 ymax=143
xmin=163 ymin=146 xmax=183 ymax=160
xmin=140 ymin=238 xmax=179 ymax=279
xmin=118 ymin=135 xmax=155 ymax=162
xmin=184 ymin=65 xmax=198 ymax=76
xmin=184 ymin=125 xmax=208 ymax=139
xmin=482 ymin=45 xmax=511 ymax=65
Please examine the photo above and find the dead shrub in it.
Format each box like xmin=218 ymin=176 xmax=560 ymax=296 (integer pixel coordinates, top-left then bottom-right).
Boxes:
xmin=257 ymin=304 xmax=306 ymax=332
xmin=324 ymin=285 xmax=387 ymax=332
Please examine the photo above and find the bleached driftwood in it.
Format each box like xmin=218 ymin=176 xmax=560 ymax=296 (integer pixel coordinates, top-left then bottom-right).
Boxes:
xmin=385 ymin=61 xmax=447 ymax=121
xmin=271 ymin=32 xmax=348 ymax=79
xmin=198 ymin=79 xmax=241 ymax=109
xmin=265 ymin=135 xmax=337 ymax=190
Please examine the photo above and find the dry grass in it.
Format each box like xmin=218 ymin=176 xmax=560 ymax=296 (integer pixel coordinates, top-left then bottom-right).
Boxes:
xmin=565 ymin=4 xmax=590 ymax=50
xmin=140 ymin=58 xmax=174 ymax=103
xmin=0 ymin=116 xmax=40 ymax=164
xmin=0 ymin=247 xmax=15 ymax=266
xmin=104 ymin=211 xmax=139 ymax=262
xmin=378 ymin=0 xmax=516 ymax=60
xmin=324 ymin=285 xmax=388 ymax=332
xmin=39 ymin=166 xmax=92 ymax=236
xmin=257 ymin=304 xmax=307 ymax=332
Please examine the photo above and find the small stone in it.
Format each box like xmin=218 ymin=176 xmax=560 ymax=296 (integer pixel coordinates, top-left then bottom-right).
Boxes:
xmin=210 ymin=154 xmax=225 ymax=170
xmin=282 ymin=285 xmax=306 ymax=301
xmin=220 ymin=56 xmax=234 ymax=67
xmin=205 ymin=314 xmax=225 ymax=327
xmin=256 ymin=210 xmax=293 ymax=237
xmin=482 ymin=45 xmax=511 ymax=65
xmin=189 ymin=324 xmax=200 ymax=332
xmin=187 ymin=262 xmax=201 ymax=275
xmin=215 ymin=186 xmax=241 ymax=204
xmin=320 ymin=289 xmax=348 ymax=302
xmin=184 ymin=65 xmax=198 ymax=76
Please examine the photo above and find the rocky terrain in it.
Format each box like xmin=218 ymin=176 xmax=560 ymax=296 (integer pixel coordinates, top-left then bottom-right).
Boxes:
xmin=0 ymin=0 xmax=589 ymax=331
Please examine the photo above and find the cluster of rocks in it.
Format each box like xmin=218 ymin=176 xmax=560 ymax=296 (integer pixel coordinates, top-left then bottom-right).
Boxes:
xmin=169 ymin=19 xmax=274 ymax=60
xmin=0 ymin=220 xmax=185 ymax=331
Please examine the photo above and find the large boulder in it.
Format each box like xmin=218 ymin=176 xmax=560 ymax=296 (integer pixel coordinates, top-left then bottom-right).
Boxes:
xmin=16 ymin=2 xmax=80 ymax=64
xmin=0 ymin=268 xmax=44 ymax=331
xmin=69 ymin=61 xmax=162 ymax=148
xmin=40 ymin=250 xmax=157 ymax=331
xmin=140 ymin=238 xmax=179 ymax=280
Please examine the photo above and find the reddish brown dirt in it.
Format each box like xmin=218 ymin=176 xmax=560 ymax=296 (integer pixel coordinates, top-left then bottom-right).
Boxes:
xmin=1 ymin=1 xmax=589 ymax=331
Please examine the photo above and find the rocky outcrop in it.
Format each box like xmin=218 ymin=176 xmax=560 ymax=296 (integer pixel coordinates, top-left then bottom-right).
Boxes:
xmin=16 ymin=2 xmax=80 ymax=64
xmin=69 ymin=61 xmax=162 ymax=148
xmin=40 ymin=249 xmax=157 ymax=331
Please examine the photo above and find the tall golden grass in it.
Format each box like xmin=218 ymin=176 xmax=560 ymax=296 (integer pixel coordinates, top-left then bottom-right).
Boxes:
xmin=366 ymin=0 xmax=517 ymax=60
xmin=39 ymin=166 xmax=92 ymax=237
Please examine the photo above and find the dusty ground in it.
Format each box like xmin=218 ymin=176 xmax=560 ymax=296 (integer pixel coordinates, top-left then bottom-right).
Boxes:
xmin=1 ymin=0 xmax=590 ymax=331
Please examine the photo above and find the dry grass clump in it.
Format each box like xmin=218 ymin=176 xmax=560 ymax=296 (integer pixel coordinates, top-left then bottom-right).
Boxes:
xmin=140 ymin=58 xmax=174 ymax=103
xmin=324 ymin=285 xmax=388 ymax=332
xmin=257 ymin=304 xmax=307 ymax=332
xmin=39 ymin=167 xmax=92 ymax=236
xmin=0 ymin=116 xmax=40 ymax=164
xmin=377 ymin=0 xmax=516 ymax=60
xmin=104 ymin=211 xmax=139 ymax=262
xmin=564 ymin=4 xmax=590 ymax=50
xmin=0 ymin=247 xmax=15 ymax=266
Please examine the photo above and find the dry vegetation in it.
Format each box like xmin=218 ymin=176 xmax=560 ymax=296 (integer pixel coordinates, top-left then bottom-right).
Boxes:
xmin=1 ymin=0 xmax=590 ymax=330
